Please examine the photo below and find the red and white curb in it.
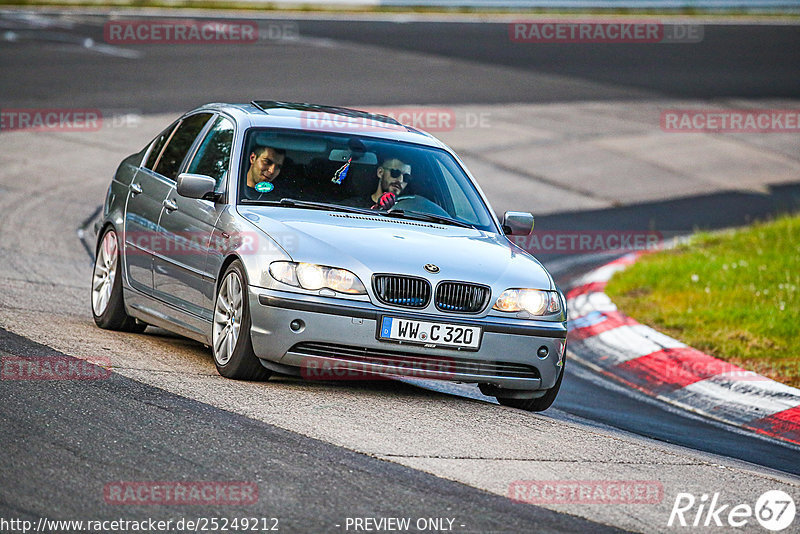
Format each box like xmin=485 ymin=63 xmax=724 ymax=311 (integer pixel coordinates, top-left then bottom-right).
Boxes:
xmin=566 ymin=253 xmax=800 ymax=447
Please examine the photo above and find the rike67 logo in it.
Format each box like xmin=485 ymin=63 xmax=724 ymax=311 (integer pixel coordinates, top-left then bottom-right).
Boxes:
xmin=668 ymin=490 xmax=795 ymax=531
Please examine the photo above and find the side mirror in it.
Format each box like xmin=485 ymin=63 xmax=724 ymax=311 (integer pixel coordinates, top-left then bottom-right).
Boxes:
xmin=502 ymin=211 xmax=534 ymax=236
xmin=177 ymin=173 xmax=217 ymax=200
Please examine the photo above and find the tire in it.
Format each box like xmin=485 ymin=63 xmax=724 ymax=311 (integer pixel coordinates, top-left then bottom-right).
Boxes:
xmin=496 ymin=359 xmax=565 ymax=412
xmin=91 ymin=227 xmax=146 ymax=333
xmin=212 ymin=261 xmax=271 ymax=381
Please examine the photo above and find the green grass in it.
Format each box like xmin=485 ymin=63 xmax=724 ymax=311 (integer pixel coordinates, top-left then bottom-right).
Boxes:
xmin=605 ymin=214 xmax=800 ymax=388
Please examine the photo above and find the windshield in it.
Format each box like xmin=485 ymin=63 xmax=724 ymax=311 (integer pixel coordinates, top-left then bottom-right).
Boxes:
xmin=238 ymin=128 xmax=497 ymax=232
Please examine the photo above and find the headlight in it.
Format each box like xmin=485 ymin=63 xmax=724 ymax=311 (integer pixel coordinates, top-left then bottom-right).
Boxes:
xmin=296 ymin=263 xmax=325 ymax=290
xmin=493 ymin=289 xmax=561 ymax=315
xmin=269 ymin=261 xmax=366 ymax=295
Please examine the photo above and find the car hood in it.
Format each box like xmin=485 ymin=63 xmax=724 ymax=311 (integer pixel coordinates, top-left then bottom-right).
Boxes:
xmin=238 ymin=206 xmax=554 ymax=290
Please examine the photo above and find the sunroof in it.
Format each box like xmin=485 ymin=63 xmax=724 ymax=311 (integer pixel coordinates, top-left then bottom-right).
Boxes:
xmin=251 ymin=100 xmax=402 ymax=127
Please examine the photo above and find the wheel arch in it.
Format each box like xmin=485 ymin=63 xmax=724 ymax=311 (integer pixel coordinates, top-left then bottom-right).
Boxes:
xmin=217 ymin=253 xmax=248 ymax=291
xmin=95 ymin=221 xmax=117 ymax=254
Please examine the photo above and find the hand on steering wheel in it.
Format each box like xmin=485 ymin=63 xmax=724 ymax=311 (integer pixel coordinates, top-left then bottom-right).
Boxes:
xmin=371 ymin=192 xmax=396 ymax=210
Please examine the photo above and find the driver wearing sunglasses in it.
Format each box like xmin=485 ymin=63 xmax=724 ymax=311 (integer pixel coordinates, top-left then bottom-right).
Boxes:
xmin=344 ymin=157 xmax=411 ymax=210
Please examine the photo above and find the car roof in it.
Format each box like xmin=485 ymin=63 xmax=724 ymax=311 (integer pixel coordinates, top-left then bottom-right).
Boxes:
xmin=193 ymin=101 xmax=449 ymax=150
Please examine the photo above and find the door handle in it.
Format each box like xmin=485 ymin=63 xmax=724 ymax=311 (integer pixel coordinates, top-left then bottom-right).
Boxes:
xmin=130 ymin=183 xmax=142 ymax=195
xmin=163 ymin=199 xmax=178 ymax=212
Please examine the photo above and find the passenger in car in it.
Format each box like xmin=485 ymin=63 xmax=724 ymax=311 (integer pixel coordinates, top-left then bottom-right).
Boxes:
xmin=341 ymin=157 xmax=411 ymax=209
xmin=243 ymin=145 xmax=288 ymax=199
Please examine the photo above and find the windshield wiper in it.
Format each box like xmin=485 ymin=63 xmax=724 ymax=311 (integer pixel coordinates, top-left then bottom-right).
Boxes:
xmin=383 ymin=209 xmax=476 ymax=229
xmin=253 ymin=198 xmax=377 ymax=216
xmin=244 ymin=199 xmax=476 ymax=228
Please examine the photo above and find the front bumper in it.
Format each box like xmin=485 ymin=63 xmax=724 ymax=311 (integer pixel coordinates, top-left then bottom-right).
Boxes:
xmin=249 ymin=288 xmax=567 ymax=391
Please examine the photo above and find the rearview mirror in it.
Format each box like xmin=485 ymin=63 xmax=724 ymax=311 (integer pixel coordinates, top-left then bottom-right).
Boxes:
xmin=177 ymin=173 xmax=217 ymax=200
xmin=502 ymin=211 xmax=534 ymax=236
xmin=329 ymin=149 xmax=378 ymax=165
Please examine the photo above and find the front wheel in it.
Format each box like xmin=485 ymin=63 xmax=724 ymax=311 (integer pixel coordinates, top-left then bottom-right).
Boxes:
xmin=496 ymin=359 xmax=565 ymax=412
xmin=212 ymin=261 xmax=271 ymax=381
xmin=91 ymin=228 xmax=146 ymax=333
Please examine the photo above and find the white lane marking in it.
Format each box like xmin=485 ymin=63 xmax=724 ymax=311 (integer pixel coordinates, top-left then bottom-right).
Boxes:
xmin=1 ymin=12 xmax=139 ymax=58
xmin=82 ymin=38 xmax=142 ymax=59
xmin=566 ymin=351 xmax=800 ymax=452
xmin=87 ymin=10 xmax=800 ymax=26
xmin=1 ymin=29 xmax=141 ymax=59
xmin=628 ymin=323 xmax=687 ymax=350
xmin=575 ymin=324 xmax=672 ymax=366
xmin=665 ymin=374 xmax=800 ymax=425
xmin=284 ymin=35 xmax=338 ymax=48
xmin=1 ymin=10 xmax=75 ymax=29
xmin=569 ymin=291 xmax=616 ymax=319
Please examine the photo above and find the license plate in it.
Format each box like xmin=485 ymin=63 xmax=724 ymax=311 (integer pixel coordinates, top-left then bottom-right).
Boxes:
xmin=378 ymin=316 xmax=482 ymax=350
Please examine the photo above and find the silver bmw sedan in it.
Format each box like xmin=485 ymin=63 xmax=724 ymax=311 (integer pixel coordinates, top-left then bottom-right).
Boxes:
xmin=91 ymin=101 xmax=567 ymax=411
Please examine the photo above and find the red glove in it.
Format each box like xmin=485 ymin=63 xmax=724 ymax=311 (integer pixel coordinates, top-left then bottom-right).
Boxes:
xmin=371 ymin=192 xmax=396 ymax=210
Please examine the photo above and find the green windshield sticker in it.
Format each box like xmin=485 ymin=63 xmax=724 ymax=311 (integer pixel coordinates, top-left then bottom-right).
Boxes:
xmin=255 ymin=182 xmax=274 ymax=193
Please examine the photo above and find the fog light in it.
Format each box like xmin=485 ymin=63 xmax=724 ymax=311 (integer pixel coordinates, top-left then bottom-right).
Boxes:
xmin=537 ymin=346 xmax=549 ymax=359
xmin=290 ymin=319 xmax=305 ymax=332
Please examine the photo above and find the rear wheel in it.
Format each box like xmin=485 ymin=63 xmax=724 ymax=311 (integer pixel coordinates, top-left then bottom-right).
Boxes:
xmin=496 ymin=359 xmax=565 ymax=412
xmin=212 ymin=261 xmax=271 ymax=381
xmin=91 ymin=228 xmax=146 ymax=333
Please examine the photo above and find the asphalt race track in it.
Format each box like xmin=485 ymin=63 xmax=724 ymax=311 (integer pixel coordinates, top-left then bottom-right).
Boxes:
xmin=2 ymin=14 xmax=799 ymax=111
xmin=1 ymin=9 xmax=799 ymax=533
xmin=0 ymin=327 xmax=621 ymax=533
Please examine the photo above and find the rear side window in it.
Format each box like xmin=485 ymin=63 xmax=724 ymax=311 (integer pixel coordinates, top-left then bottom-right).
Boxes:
xmin=186 ymin=115 xmax=235 ymax=190
xmin=144 ymin=121 xmax=178 ymax=170
xmin=154 ymin=113 xmax=213 ymax=180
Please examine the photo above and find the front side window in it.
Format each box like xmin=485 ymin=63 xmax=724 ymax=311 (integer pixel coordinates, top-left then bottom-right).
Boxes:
xmin=143 ymin=120 xmax=178 ymax=170
xmin=154 ymin=113 xmax=213 ymax=180
xmin=238 ymin=128 xmax=497 ymax=232
xmin=186 ymin=115 xmax=235 ymax=190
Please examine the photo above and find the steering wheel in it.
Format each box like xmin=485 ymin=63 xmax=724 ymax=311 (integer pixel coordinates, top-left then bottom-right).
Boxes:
xmin=390 ymin=195 xmax=451 ymax=217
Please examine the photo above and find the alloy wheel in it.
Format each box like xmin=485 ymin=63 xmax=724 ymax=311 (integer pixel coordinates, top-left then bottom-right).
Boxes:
xmin=213 ymin=271 xmax=244 ymax=366
xmin=92 ymin=230 xmax=118 ymax=316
